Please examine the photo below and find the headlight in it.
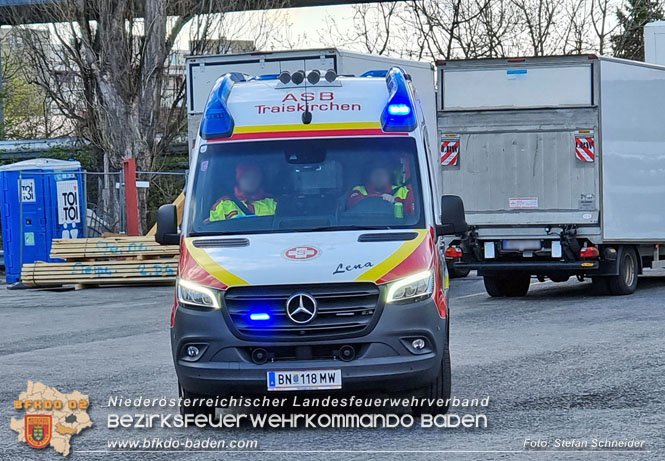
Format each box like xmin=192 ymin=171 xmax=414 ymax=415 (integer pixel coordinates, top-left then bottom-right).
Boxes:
xmin=386 ymin=269 xmax=434 ymax=304
xmin=177 ymin=279 xmax=220 ymax=309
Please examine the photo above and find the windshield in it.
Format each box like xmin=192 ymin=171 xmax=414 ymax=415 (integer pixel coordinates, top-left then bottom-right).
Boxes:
xmin=187 ymin=137 xmax=424 ymax=235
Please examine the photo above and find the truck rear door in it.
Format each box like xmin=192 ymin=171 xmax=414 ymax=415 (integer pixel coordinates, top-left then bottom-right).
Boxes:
xmin=437 ymin=58 xmax=600 ymax=227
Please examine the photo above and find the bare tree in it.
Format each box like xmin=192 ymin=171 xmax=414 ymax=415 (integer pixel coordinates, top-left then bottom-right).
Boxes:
xmin=321 ymin=2 xmax=401 ymax=56
xmin=475 ymin=0 xmax=519 ymax=58
xmin=509 ymin=0 xmax=562 ymax=56
xmin=10 ymin=0 xmax=285 ymax=232
xmin=591 ymin=0 xmax=620 ymax=54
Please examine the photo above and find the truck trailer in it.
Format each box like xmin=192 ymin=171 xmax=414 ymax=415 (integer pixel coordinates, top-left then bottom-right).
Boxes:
xmin=437 ymin=55 xmax=665 ymax=296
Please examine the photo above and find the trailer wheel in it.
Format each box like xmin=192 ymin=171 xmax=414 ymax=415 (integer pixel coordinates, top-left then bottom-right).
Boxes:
xmin=483 ymin=273 xmax=530 ymax=297
xmin=483 ymin=275 xmax=507 ymax=297
xmin=606 ymin=247 xmax=638 ymax=295
xmin=591 ymin=277 xmax=610 ymax=295
xmin=448 ymin=262 xmax=471 ymax=279
xmin=504 ymin=273 xmax=531 ymax=297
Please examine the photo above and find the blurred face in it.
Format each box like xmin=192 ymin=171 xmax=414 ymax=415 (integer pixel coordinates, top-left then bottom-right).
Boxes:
xmin=237 ymin=170 xmax=262 ymax=194
xmin=369 ymin=167 xmax=391 ymax=190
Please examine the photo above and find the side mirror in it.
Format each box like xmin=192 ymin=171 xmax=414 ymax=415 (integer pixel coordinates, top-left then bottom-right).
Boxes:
xmin=155 ymin=204 xmax=180 ymax=245
xmin=437 ymin=195 xmax=468 ymax=236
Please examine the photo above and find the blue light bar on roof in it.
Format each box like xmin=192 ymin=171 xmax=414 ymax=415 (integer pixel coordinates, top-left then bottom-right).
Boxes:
xmin=380 ymin=67 xmax=417 ymax=133
xmin=361 ymin=70 xmax=388 ymax=78
xmin=200 ymin=73 xmax=245 ymax=140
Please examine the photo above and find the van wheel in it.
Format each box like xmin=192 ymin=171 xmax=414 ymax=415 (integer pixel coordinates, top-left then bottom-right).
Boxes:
xmin=411 ymin=344 xmax=451 ymax=415
xmin=178 ymin=383 xmax=217 ymax=421
xmin=483 ymin=273 xmax=530 ymax=297
xmin=607 ymin=247 xmax=638 ymax=295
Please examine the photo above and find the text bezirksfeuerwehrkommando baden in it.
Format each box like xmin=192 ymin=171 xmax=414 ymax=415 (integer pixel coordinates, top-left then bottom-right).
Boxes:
xmin=108 ymin=412 xmax=488 ymax=429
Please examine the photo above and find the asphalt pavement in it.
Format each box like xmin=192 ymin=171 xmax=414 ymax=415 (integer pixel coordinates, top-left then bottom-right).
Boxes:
xmin=1 ymin=271 xmax=664 ymax=460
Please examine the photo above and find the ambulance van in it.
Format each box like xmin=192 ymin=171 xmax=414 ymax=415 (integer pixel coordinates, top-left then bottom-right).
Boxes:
xmin=156 ymin=67 xmax=467 ymax=415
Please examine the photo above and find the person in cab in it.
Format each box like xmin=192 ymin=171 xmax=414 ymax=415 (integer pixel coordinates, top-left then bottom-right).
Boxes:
xmin=209 ymin=162 xmax=277 ymax=221
xmin=346 ymin=161 xmax=414 ymax=214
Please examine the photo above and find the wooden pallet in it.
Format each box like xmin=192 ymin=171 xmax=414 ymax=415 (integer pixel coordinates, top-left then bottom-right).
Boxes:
xmin=20 ymin=235 xmax=180 ymax=289
xmin=21 ymin=257 xmax=178 ymax=288
xmin=50 ymin=236 xmax=179 ymax=261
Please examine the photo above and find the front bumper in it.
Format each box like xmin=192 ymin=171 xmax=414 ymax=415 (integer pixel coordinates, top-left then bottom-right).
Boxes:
xmin=171 ymin=295 xmax=447 ymax=396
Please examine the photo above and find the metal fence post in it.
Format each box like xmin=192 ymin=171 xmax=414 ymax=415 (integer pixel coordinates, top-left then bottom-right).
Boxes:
xmin=82 ymin=171 xmax=88 ymax=238
xmin=18 ymin=171 xmax=23 ymax=282
xmin=123 ymin=158 xmax=139 ymax=236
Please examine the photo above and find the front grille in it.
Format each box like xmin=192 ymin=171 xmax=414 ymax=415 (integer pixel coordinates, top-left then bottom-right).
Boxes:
xmin=223 ymin=283 xmax=381 ymax=340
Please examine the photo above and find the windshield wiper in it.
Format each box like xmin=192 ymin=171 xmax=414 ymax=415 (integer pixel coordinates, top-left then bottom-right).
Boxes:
xmin=305 ymin=225 xmax=394 ymax=232
xmin=189 ymin=231 xmax=236 ymax=237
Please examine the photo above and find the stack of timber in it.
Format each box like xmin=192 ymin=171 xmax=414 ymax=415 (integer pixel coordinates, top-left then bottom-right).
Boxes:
xmin=21 ymin=236 xmax=179 ymax=289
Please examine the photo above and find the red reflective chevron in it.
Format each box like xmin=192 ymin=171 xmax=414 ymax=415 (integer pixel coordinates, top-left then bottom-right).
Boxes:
xmin=440 ymin=140 xmax=460 ymax=166
xmin=575 ymin=137 xmax=595 ymax=162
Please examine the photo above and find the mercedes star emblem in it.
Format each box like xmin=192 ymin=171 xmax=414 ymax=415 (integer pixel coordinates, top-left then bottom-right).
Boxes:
xmin=285 ymin=293 xmax=318 ymax=324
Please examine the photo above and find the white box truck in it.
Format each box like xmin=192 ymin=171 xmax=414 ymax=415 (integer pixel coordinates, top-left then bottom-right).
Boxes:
xmin=645 ymin=21 xmax=665 ymax=65
xmin=437 ymin=55 xmax=665 ymax=296
xmin=186 ymin=49 xmax=438 ymax=157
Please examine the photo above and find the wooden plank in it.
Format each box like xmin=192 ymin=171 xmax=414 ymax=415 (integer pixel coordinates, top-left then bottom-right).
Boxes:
xmin=21 ymin=256 xmax=179 ymax=288
xmin=25 ymin=277 xmax=176 ymax=288
xmin=49 ymin=236 xmax=178 ymax=260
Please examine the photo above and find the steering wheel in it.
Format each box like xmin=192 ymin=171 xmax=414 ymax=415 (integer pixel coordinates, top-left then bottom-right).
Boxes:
xmin=346 ymin=196 xmax=394 ymax=215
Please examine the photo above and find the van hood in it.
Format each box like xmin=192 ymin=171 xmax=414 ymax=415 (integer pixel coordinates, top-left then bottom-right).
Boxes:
xmin=179 ymin=229 xmax=434 ymax=288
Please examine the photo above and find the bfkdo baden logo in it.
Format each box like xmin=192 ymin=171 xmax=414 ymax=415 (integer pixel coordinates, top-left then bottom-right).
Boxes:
xmin=25 ymin=415 xmax=52 ymax=449
xmin=11 ymin=381 xmax=92 ymax=456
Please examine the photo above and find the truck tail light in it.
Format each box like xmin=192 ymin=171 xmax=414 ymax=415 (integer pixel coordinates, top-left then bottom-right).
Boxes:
xmin=445 ymin=246 xmax=463 ymax=258
xmin=580 ymin=246 xmax=600 ymax=259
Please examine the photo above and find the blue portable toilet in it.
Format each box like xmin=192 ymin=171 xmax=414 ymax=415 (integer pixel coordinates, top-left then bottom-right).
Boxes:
xmin=0 ymin=158 xmax=85 ymax=284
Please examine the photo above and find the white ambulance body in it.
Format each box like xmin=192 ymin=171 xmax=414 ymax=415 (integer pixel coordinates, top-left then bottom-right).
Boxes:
xmin=156 ymin=66 xmax=466 ymax=412
xmin=185 ymin=49 xmax=438 ymax=159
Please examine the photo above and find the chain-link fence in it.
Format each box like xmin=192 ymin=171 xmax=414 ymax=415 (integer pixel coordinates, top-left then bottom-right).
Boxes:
xmin=12 ymin=169 xmax=187 ymax=239
xmin=2 ymin=168 xmax=186 ymax=279
xmin=137 ymin=171 xmax=188 ymax=232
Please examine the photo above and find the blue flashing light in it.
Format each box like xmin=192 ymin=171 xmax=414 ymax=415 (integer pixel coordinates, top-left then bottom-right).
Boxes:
xmin=361 ymin=69 xmax=388 ymax=78
xmin=387 ymin=103 xmax=412 ymax=115
xmin=250 ymin=313 xmax=271 ymax=321
xmin=200 ymin=73 xmax=245 ymax=140
xmin=254 ymin=74 xmax=280 ymax=80
xmin=380 ymin=67 xmax=417 ymax=133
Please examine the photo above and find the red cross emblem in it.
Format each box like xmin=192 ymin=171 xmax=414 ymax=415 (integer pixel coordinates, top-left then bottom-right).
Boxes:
xmin=284 ymin=246 xmax=319 ymax=260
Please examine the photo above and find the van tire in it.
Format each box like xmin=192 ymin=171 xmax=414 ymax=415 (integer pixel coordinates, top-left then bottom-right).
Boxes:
xmin=606 ymin=247 xmax=638 ymax=295
xmin=411 ymin=344 xmax=451 ymax=415
xmin=178 ymin=383 xmax=217 ymax=421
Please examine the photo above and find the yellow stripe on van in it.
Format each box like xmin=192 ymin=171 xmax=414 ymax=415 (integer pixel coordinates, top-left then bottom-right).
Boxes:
xmin=184 ymin=238 xmax=248 ymax=287
xmin=234 ymin=122 xmax=381 ymax=133
xmin=354 ymin=230 xmax=428 ymax=282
